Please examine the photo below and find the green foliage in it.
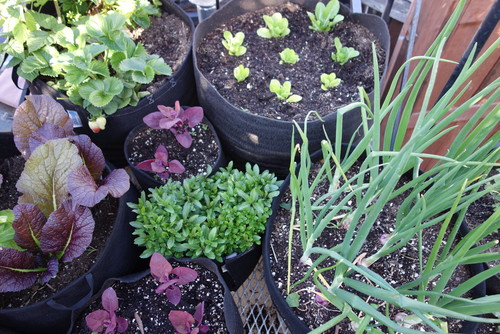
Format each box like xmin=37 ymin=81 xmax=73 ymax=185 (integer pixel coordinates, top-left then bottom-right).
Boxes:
xmin=0 ymin=0 xmax=168 ymax=121
xmin=307 ymin=0 xmax=344 ymax=32
xmin=320 ymin=72 xmax=341 ymax=90
xmin=331 ymin=37 xmax=359 ymax=65
xmin=221 ymin=31 xmax=247 ymax=56
xmin=0 ymin=210 xmax=21 ymax=250
xmin=269 ymin=79 xmax=302 ymax=103
xmin=128 ymin=162 xmax=282 ymax=262
xmin=233 ymin=64 xmax=250 ymax=83
xmin=279 ymin=48 xmax=298 ymax=65
xmin=257 ymin=12 xmax=290 ymax=39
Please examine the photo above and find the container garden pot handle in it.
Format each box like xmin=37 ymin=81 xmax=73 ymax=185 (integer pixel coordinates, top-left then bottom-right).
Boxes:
xmin=46 ymin=274 xmax=94 ymax=311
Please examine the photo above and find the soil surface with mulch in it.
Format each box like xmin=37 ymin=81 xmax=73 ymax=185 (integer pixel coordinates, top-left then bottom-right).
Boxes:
xmin=126 ymin=121 xmax=220 ymax=185
xmin=196 ymin=2 xmax=386 ymax=122
xmin=0 ymin=155 xmax=118 ymax=309
xmin=268 ymin=160 xmax=480 ymax=333
xmin=71 ymin=261 xmax=228 ymax=334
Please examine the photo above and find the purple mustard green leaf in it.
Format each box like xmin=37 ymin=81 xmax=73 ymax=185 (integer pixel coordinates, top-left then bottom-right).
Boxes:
xmin=16 ymin=138 xmax=83 ymax=217
xmin=69 ymin=135 xmax=106 ymax=181
xmin=39 ymin=200 xmax=94 ymax=262
xmin=0 ymin=248 xmax=44 ymax=292
xmin=12 ymin=203 xmax=46 ymax=252
xmin=28 ymin=123 xmax=69 ymax=154
xmin=100 ymin=169 xmax=130 ymax=198
xmin=12 ymin=95 xmax=74 ymax=159
xmin=39 ymin=256 xmax=59 ymax=284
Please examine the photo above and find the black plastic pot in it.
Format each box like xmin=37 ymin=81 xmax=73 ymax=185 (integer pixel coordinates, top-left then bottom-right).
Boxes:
xmin=124 ymin=117 xmax=226 ymax=192
xmin=28 ymin=0 xmax=196 ymax=167
xmin=193 ymin=0 xmax=390 ymax=177
xmin=0 ymin=131 xmax=17 ymax=159
xmin=68 ymin=257 xmax=244 ymax=334
xmin=0 ymin=143 xmax=142 ymax=334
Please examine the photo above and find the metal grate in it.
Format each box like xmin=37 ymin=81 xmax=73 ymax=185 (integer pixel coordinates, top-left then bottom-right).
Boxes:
xmin=231 ymin=258 xmax=290 ymax=334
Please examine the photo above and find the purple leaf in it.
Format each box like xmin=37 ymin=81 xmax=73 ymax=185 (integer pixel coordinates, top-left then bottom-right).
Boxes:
xmin=193 ymin=301 xmax=205 ymax=325
xmin=39 ymin=256 xmax=59 ymax=284
xmin=168 ymin=160 xmax=186 ymax=174
xmin=0 ymin=248 xmax=40 ymax=292
xmin=136 ymin=159 xmax=155 ymax=172
xmin=175 ymin=130 xmax=193 ymax=148
xmin=99 ymin=169 xmax=130 ymax=198
xmin=184 ymin=107 xmax=203 ymax=128
xmin=143 ymin=111 xmax=164 ymax=129
xmin=159 ymin=118 xmax=181 ymax=130
xmin=12 ymin=204 xmax=46 ymax=252
xmin=172 ymin=267 xmax=198 ymax=285
xmin=86 ymin=310 xmax=109 ymax=332
xmin=116 ymin=316 xmax=128 ymax=333
xmin=28 ymin=123 xmax=69 ymax=154
xmin=169 ymin=310 xmax=195 ymax=334
xmin=39 ymin=201 xmax=94 ymax=262
xmin=165 ymin=284 xmax=182 ymax=306
xmin=150 ymin=252 xmax=172 ymax=283
xmin=102 ymin=287 xmax=119 ymax=313
xmin=69 ymin=135 xmax=105 ymax=181
xmin=85 ymin=287 xmax=128 ymax=333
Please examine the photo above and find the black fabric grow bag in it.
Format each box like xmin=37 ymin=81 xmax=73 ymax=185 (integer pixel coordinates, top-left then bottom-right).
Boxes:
xmin=68 ymin=257 xmax=244 ymax=334
xmin=193 ymin=0 xmax=390 ymax=177
xmin=28 ymin=0 xmax=196 ymax=167
xmin=0 ymin=163 xmax=142 ymax=334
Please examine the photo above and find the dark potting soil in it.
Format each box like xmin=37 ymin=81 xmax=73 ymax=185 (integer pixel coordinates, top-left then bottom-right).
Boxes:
xmin=0 ymin=155 xmax=118 ymax=309
xmin=71 ymin=261 xmax=228 ymax=334
xmin=196 ymin=2 xmax=386 ymax=122
xmin=269 ymin=160 xmax=476 ymax=333
xmin=126 ymin=122 xmax=219 ymax=184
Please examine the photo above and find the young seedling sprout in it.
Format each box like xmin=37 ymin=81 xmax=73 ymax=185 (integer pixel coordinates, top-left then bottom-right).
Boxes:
xmin=279 ymin=48 xmax=299 ymax=65
xmin=331 ymin=37 xmax=359 ymax=65
xmin=169 ymin=302 xmax=210 ymax=334
xmin=307 ymin=0 xmax=344 ymax=32
xmin=320 ymin=72 xmax=342 ymax=90
xmin=257 ymin=12 xmax=290 ymax=38
xmin=269 ymin=79 xmax=302 ymax=103
xmin=135 ymin=145 xmax=185 ymax=180
xmin=85 ymin=287 xmax=128 ymax=334
xmin=234 ymin=64 xmax=250 ymax=82
xmin=221 ymin=31 xmax=247 ymax=56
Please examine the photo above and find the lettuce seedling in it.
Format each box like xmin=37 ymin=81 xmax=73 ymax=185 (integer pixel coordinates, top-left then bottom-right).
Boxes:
xmin=320 ymin=72 xmax=342 ymax=90
xmin=233 ymin=64 xmax=250 ymax=82
xmin=135 ymin=145 xmax=186 ymax=180
xmin=307 ymin=0 xmax=344 ymax=32
xmin=269 ymin=79 xmax=302 ymax=103
xmin=0 ymin=95 xmax=130 ymax=293
xmin=86 ymin=287 xmax=129 ymax=334
xmin=142 ymin=101 xmax=204 ymax=149
xmin=331 ymin=37 xmax=359 ymax=65
xmin=257 ymin=13 xmax=290 ymax=38
xmin=150 ymin=252 xmax=198 ymax=306
xmin=169 ymin=302 xmax=209 ymax=334
xmin=221 ymin=31 xmax=247 ymax=56
xmin=279 ymin=48 xmax=299 ymax=65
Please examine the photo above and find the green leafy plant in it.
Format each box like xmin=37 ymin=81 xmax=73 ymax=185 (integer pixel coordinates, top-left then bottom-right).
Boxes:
xmin=0 ymin=210 xmax=19 ymax=250
xmin=129 ymin=162 xmax=282 ymax=261
xmin=269 ymin=79 xmax=302 ymax=103
xmin=279 ymin=48 xmax=299 ymax=65
xmin=233 ymin=64 xmax=250 ymax=82
xmin=331 ymin=37 xmax=359 ymax=65
xmin=279 ymin=0 xmax=500 ymax=331
xmin=320 ymin=72 xmax=341 ymax=90
xmin=257 ymin=12 xmax=290 ymax=39
xmin=0 ymin=0 xmax=169 ymax=130
xmin=307 ymin=0 xmax=344 ymax=32
xmin=221 ymin=31 xmax=247 ymax=56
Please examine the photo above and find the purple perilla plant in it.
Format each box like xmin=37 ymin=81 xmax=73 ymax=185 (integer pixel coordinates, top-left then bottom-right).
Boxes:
xmin=143 ymin=101 xmax=204 ymax=149
xmin=169 ymin=301 xmax=210 ymax=334
xmin=149 ymin=252 xmax=198 ymax=305
xmin=135 ymin=145 xmax=185 ymax=180
xmin=85 ymin=287 xmax=128 ymax=334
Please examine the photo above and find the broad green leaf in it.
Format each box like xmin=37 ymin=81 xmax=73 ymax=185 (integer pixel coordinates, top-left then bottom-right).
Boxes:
xmin=119 ymin=57 xmax=147 ymax=72
xmin=79 ymin=80 xmax=104 ymax=100
xmin=110 ymin=52 xmax=126 ymax=71
xmin=26 ymin=30 xmax=50 ymax=53
xmin=29 ymin=11 xmax=59 ymax=30
xmin=64 ymin=65 xmax=88 ymax=85
xmin=286 ymin=293 xmax=300 ymax=307
xmin=103 ymin=77 xmax=124 ymax=96
xmin=16 ymin=139 xmax=83 ymax=217
xmin=88 ymin=60 xmax=110 ymax=77
xmin=12 ymin=22 xmax=28 ymax=44
xmin=148 ymin=58 xmax=172 ymax=75
xmin=89 ymin=90 xmax=114 ymax=108
xmin=287 ymin=95 xmax=303 ymax=103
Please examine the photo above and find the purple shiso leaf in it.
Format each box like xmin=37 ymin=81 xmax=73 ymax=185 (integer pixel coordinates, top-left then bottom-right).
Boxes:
xmin=39 ymin=256 xmax=59 ymax=284
xmin=157 ymin=105 xmax=176 ymax=117
xmin=12 ymin=95 xmax=74 ymax=159
xmin=165 ymin=284 xmax=182 ymax=306
xmin=184 ymin=107 xmax=204 ymax=128
xmin=12 ymin=203 xmax=46 ymax=252
xmin=0 ymin=248 xmax=41 ymax=292
xmin=193 ymin=301 xmax=205 ymax=325
xmin=169 ymin=310 xmax=195 ymax=334
xmin=116 ymin=316 xmax=128 ymax=333
xmin=142 ymin=111 xmax=164 ymax=129
xmin=155 ymin=144 xmax=169 ymax=158
xmin=102 ymin=287 xmax=119 ymax=313
xmin=68 ymin=166 xmax=108 ymax=207
xmin=28 ymin=123 xmax=69 ymax=154
xmin=172 ymin=267 xmax=198 ymax=285
xmin=159 ymin=118 xmax=181 ymax=130
xmin=69 ymin=135 xmax=105 ymax=181
xmin=175 ymin=130 xmax=193 ymax=148
xmin=169 ymin=160 xmax=186 ymax=174
xmin=86 ymin=310 xmax=109 ymax=332
xmin=150 ymin=252 xmax=172 ymax=283
xmin=136 ymin=159 xmax=155 ymax=172
xmin=39 ymin=200 xmax=94 ymax=262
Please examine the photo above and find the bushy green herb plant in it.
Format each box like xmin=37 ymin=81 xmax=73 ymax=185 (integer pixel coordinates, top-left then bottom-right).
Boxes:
xmin=331 ymin=37 xmax=359 ymax=65
xmin=279 ymin=48 xmax=299 ymax=65
xmin=233 ymin=64 xmax=250 ymax=82
xmin=257 ymin=12 xmax=290 ymax=39
xmin=307 ymin=0 xmax=344 ymax=32
xmin=320 ymin=72 xmax=341 ymax=90
xmin=269 ymin=79 xmax=302 ymax=103
xmin=221 ymin=31 xmax=247 ymax=56
xmin=129 ymin=162 xmax=282 ymax=261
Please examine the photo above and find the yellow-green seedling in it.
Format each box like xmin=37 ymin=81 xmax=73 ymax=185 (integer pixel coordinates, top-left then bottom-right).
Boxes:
xmin=320 ymin=73 xmax=341 ymax=90
xmin=279 ymin=48 xmax=299 ymax=65
xmin=234 ymin=64 xmax=250 ymax=82
xmin=331 ymin=37 xmax=359 ymax=65
xmin=307 ymin=0 xmax=344 ymax=32
xmin=269 ymin=79 xmax=302 ymax=103
xmin=257 ymin=13 xmax=290 ymax=39
xmin=222 ymin=31 xmax=247 ymax=56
